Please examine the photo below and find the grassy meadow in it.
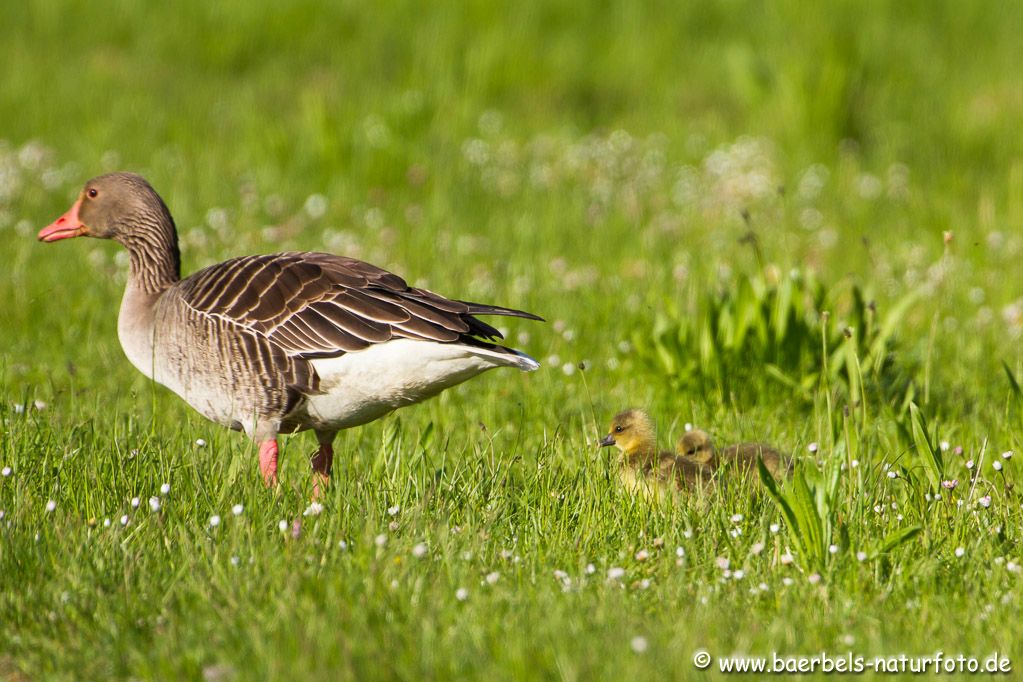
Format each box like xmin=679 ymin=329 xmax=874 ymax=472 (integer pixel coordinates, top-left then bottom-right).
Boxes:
xmin=4 ymin=1 xmax=1023 ymax=678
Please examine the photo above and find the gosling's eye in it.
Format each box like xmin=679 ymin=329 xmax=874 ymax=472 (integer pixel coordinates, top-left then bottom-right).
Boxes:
xmin=87 ymin=188 xmax=98 ymax=198
xmin=614 ymin=425 xmax=624 ymax=433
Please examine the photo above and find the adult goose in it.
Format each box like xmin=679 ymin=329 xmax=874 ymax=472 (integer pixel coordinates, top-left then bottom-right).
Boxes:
xmin=38 ymin=173 xmax=542 ymax=492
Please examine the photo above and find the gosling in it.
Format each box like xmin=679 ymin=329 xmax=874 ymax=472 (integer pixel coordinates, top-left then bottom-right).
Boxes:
xmin=677 ymin=428 xmax=792 ymax=479
xmin=599 ymin=409 xmax=713 ymax=498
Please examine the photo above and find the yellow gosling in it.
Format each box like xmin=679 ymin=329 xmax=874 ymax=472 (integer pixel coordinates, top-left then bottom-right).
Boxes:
xmin=599 ymin=409 xmax=713 ymax=498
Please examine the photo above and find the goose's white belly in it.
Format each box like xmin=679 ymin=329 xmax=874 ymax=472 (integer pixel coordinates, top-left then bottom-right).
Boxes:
xmin=303 ymin=339 xmax=525 ymax=430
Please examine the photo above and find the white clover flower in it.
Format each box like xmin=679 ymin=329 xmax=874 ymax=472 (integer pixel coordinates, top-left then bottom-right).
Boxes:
xmin=485 ymin=571 xmax=500 ymax=585
xmin=979 ymin=496 xmax=992 ymax=508
xmin=1002 ymin=451 xmax=1014 ymax=460
xmin=635 ymin=549 xmax=649 ymax=561
xmin=856 ymin=551 xmax=868 ymax=562
xmin=374 ymin=534 xmax=388 ymax=548
xmin=966 ymin=460 xmax=975 ymax=470
xmin=195 ymin=438 xmax=207 ymax=447
xmin=684 ymin=423 xmax=693 ymax=432
xmin=630 ymin=636 xmax=648 ymax=654
xmin=780 ymin=552 xmax=794 ymax=565
xmin=955 ymin=547 xmax=966 ymax=558
xmin=338 ymin=540 xmax=348 ymax=550
xmin=715 ymin=557 xmax=730 ymax=570
xmin=751 ymin=542 xmax=764 ymax=555
xmin=942 ymin=479 xmax=958 ymax=490
xmin=45 ymin=500 xmax=56 ymax=513
xmin=676 ymin=547 xmax=686 ymax=558
xmin=412 ymin=543 xmax=428 ymax=558
xmin=638 ymin=578 xmax=650 ymax=589
xmin=850 ymin=459 xmax=859 ymax=469
xmin=808 ymin=573 xmax=821 ymax=585
xmin=387 ymin=505 xmax=401 ymax=516
xmin=1 ymin=466 xmax=11 ymax=477
xmin=120 ymin=514 xmax=129 ymax=526
xmin=887 ymin=471 xmax=897 ymax=479
xmin=940 ymin=441 xmax=950 ymax=451
xmin=455 ymin=587 xmax=469 ymax=601
xmin=732 ymin=569 xmax=745 ymax=580
xmin=730 ymin=514 xmax=744 ymax=523
xmin=278 ymin=519 xmax=288 ymax=532
xmin=131 ymin=497 xmax=141 ymax=509
xmin=607 ymin=567 xmax=626 ymax=581
xmin=232 ymin=504 xmax=244 ymax=516
xmin=769 ymin=523 xmax=780 ymax=534
xmin=729 ymin=528 xmax=742 ymax=538
xmin=148 ymin=497 xmax=161 ymax=512
xmin=758 ymin=582 xmax=769 ymax=592
xmin=994 ymin=461 xmax=1003 ymax=471
xmin=782 ymin=577 xmax=794 ymax=586
xmin=586 ymin=563 xmax=596 ymax=574
xmin=807 ymin=442 xmax=819 ymax=453
xmin=209 ymin=515 xmax=221 ymax=528
xmin=160 ymin=483 xmax=170 ymax=495
xmin=683 ymin=530 xmax=693 ymax=539
xmin=103 ymin=518 xmax=111 ymax=528
xmin=303 ymin=502 xmax=324 ymax=516
xmin=829 ymin=544 xmax=839 ymax=555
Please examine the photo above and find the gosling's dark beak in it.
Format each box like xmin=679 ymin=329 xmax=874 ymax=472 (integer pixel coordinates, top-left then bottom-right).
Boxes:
xmin=598 ymin=434 xmax=616 ymax=448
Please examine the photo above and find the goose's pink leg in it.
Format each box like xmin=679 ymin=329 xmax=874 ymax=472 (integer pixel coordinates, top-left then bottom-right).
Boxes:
xmin=311 ymin=442 xmax=334 ymax=499
xmin=259 ymin=440 xmax=279 ymax=487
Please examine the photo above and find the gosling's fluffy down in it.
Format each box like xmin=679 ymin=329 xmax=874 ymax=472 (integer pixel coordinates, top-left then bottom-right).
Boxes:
xmin=599 ymin=409 xmax=713 ymax=497
xmin=677 ymin=428 xmax=792 ymax=479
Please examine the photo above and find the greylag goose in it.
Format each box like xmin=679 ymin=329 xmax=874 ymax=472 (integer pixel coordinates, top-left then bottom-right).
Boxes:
xmin=677 ymin=428 xmax=792 ymax=480
xmin=38 ymin=173 xmax=542 ymax=492
xmin=598 ymin=409 xmax=713 ymax=497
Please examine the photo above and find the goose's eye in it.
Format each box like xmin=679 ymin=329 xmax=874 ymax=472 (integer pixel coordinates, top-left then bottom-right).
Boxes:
xmin=87 ymin=188 xmax=98 ymax=198
xmin=614 ymin=425 xmax=624 ymax=433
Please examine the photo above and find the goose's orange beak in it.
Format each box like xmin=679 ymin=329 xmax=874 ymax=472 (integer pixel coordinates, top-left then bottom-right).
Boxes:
xmin=38 ymin=199 xmax=88 ymax=242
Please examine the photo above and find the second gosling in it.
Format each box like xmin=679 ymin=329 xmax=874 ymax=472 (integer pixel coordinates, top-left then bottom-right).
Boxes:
xmin=599 ymin=409 xmax=713 ymax=497
xmin=677 ymin=428 xmax=792 ymax=479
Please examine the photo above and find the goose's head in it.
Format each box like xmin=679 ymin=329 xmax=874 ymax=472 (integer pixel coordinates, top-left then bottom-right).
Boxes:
xmin=38 ymin=173 xmax=175 ymax=244
xmin=678 ymin=428 xmax=715 ymax=464
xmin=599 ymin=409 xmax=656 ymax=459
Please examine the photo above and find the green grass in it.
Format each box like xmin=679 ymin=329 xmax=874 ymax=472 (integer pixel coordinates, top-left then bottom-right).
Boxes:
xmin=3 ymin=0 xmax=1023 ymax=678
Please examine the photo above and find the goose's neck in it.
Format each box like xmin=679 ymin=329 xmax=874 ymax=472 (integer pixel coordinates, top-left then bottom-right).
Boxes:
xmin=625 ymin=440 xmax=658 ymax=469
xmin=120 ymin=214 xmax=181 ymax=294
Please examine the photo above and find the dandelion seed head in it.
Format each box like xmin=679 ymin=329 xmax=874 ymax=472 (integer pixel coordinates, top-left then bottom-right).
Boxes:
xmin=160 ymin=483 xmax=170 ymax=495
xmin=231 ymin=504 xmax=244 ymax=516
xmin=131 ymin=497 xmax=141 ymax=509
xmin=209 ymin=515 xmax=221 ymax=528
xmin=955 ymin=547 xmax=966 ymax=558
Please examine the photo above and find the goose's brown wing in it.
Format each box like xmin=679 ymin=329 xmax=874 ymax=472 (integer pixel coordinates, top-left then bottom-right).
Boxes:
xmin=175 ymin=251 xmax=543 ymax=360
